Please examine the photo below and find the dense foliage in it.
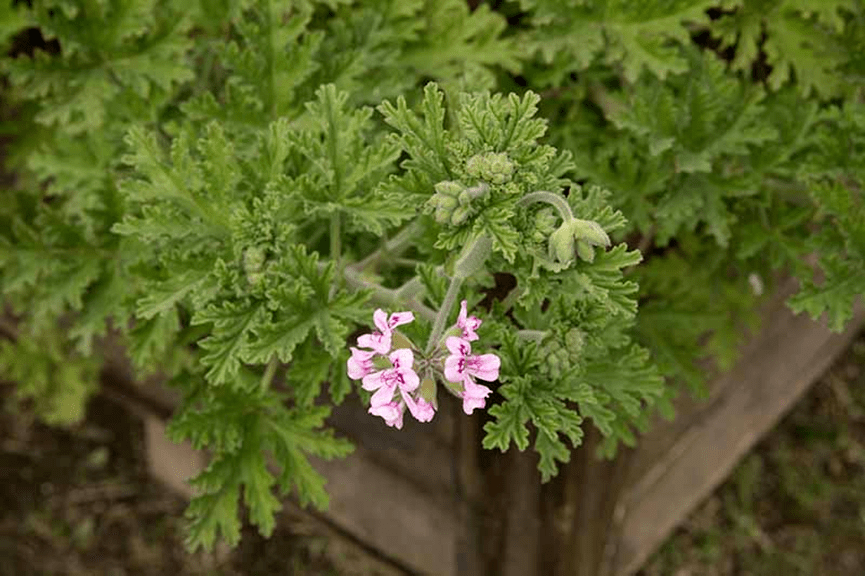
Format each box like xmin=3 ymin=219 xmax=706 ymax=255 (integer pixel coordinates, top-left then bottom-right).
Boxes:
xmin=1 ymin=0 xmax=862 ymax=551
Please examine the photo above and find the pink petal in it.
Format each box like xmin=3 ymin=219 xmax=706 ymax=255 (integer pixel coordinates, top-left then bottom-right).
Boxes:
xmin=461 ymin=379 xmax=492 ymax=415
xmin=369 ymin=401 xmax=404 ymax=429
xmin=370 ymin=382 xmax=397 ymax=407
xmin=398 ymin=368 xmax=420 ymax=392
xmin=347 ymin=347 xmax=375 ymax=380
xmin=464 ymin=378 xmax=492 ymax=399
xmin=372 ymin=309 xmax=389 ymax=333
xmin=445 ymin=336 xmax=470 ymax=357
xmin=347 ymin=359 xmax=367 ymax=380
xmin=388 ymin=348 xmax=414 ymax=370
xmin=464 ymin=316 xmax=482 ymax=339
xmin=361 ymin=370 xmax=385 ymax=391
xmin=457 ymin=300 xmax=468 ymax=325
xmin=462 ymin=396 xmax=487 ymax=415
xmin=387 ymin=311 xmax=415 ymax=329
xmin=457 ymin=300 xmax=481 ymax=341
xmin=357 ymin=331 xmax=391 ymax=354
xmin=402 ymin=391 xmax=435 ymax=423
xmin=469 ymin=353 xmax=501 ymax=382
xmin=444 ymin=355 xmax=465 ymax=383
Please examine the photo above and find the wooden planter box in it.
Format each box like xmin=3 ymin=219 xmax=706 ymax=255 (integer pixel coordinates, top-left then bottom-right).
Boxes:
xmin=101 ymin=279 xmax=865 ymax=576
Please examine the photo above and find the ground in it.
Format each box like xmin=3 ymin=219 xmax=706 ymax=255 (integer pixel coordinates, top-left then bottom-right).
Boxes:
xmin=1 ymin=330 xmax=864 ymax=575
xmin=0 ymin=392 xmax=343 ymax=576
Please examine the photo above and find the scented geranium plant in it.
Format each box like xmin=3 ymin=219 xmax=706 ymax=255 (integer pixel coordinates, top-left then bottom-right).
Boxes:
xmin=1 ymin=0 xmax=863 ymax=552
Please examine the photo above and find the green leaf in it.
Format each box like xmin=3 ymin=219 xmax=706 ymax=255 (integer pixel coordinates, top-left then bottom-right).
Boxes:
xmin=194 ymin=301 xmax=264 ymax=386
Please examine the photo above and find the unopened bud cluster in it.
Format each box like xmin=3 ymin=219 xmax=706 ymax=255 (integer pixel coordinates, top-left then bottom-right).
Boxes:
xmin=427 ymin=181 xmax=489 ymax=225
xmin=548 ymin=218 xmax=611 ymax=264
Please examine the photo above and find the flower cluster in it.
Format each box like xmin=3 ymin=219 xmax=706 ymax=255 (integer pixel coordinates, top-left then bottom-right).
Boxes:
xmin=346 ymin=301 xmax=501 ymax=429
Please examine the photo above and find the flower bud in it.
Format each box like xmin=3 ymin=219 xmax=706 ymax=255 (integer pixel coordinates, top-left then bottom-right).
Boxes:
xmin=549 ymin=223 xmax=576 ymax=264
xmin=541 ymin=329 xmax=584 ymax=378
xmin=419 ymin=376 xmax=438 ymax=408
xmin=572 ymin=219 xmax=611 ymax=247
xmin=541 ymin=338 xmax=569 ymax=378
xmin=243 ymin=246 xmax=267 ymax=285
xmin=530 ymin=208 xmax=558 ymax=244
xmin=576 ymin=239 xmax=595 ymax=263
xmin=465 ymin=152 xmax=515 ymax=185
xmin=564 ymin=328 xmax=585 ymax=358
xmin=548 ymin=218 xmax=611 ymax=264
xmin=428 ymin=181 xmax=484 ymax=226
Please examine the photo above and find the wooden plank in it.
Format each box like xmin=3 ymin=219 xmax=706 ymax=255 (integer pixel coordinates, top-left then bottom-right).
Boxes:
xmin=602 ymin=295 xmax=865 ymax=576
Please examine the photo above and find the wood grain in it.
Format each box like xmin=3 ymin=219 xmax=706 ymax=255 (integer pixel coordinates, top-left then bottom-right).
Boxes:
xmin=602 ymin=292 xmax=865 ymax=576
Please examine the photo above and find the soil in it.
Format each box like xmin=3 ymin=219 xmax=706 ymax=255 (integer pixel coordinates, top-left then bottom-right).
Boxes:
xmin=0 ymin=390 xmax=343 ymax=576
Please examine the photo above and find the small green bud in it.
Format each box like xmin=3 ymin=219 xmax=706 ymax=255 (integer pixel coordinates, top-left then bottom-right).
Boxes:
xmin=541 ymin=329 xmax=584 ymax=377
xmin=541 ymin=338 xmax=569 ymax=378
xmin=243 ymin=246 xmax=267 ymax=284
xmin=549 ymin=223 xmax=576 ymax=264
xmin=465 ymin=152 xmax=515 ymax=184
xmin=419 ymin=376 xmax=438 ymax=408
xmin=530 ymin=208 xmax=558 ymax=244
xmin=576 ymin=240 xmax=595 ymax=263
xmin=451 ymin=205 xmax=472 ymax=225
xmin=434 ymin=180 xmax=464 ymax=198
xmin=548 ymin=218 xmax=611 ymax=264
xmin=571 ymin=219 xmax=611 ymax=247
xmin=243 ymin=246 xmax=266 ymax=272
xmin=564 ymin=328 xmax=584 ymax=357
xmin=392 ymin=332 xmax=414 ymax=351
xmin=428 ymin=181 xmax=481 ymax=225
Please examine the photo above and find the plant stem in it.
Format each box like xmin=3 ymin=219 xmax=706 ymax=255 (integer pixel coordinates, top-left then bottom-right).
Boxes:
xmin=353 ymin=221 xmax=420 ymax=272
xmin=517 ymin=329 xmax=548 ymax=342
xmin=340 ymin=266 xmax=436 ymax=322
xmin=517 ymin=190 xmax=574 ymax=223
xmin=330 ymin=213 xmax=342 ymax=285
xmin=261 ymin=354 xmax=278 ymax=391
xmin=425 ymin=275 xmax=463 ymax=354
xmin=498 ymin=285 xmax=524 ymax=311
xmin=395 ymin=276 xmax=426 ymax=300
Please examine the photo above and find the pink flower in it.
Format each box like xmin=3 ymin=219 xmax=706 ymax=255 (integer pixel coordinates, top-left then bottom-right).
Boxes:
xmin=362 ymin=348 xmax=419 ymax=408
xmin=461 ymin=378 xmax=492 ymax=415
xmin=444 ymin=336 xmax=499 ymax=415
xmin=444 ymin=337 xmax=500 ymax=383
xmin=456 ymin=300 xmax=482 ymax=342
xmin=403 ymin=393 xmax=435 ymax=422
xmin=369 ymin=401 xmax=405 ymax=429
xmin=357 ymin=309 xmax=415 ymax=354
xmin=346 ymin=347 xmax=376 ymax=380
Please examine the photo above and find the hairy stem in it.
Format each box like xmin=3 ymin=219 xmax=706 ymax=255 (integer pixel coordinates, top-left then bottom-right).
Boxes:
xmin=353 ymin=221 xmax=420 ymax=272
xmin=498 ymin=285 xmax=524 ymax=311
xmin=341 ymin=266 xmax=436 ymax=322
xmin=395 ymin=276 xmax=426 ymax=300
xmin=261 ymin=354 xmax=279 ymax=391
xmin=517 ymin=190 xmax=574 ymax=223
xmin=517 ymin=329 xmax=548 ymax=342
xmin=330 ymin=213 xmax=342 ymax=285
xmin=425 ymin=275 xmax=464 ymax=354
xmin=424 ymin=234 xmax=492 ymax=353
